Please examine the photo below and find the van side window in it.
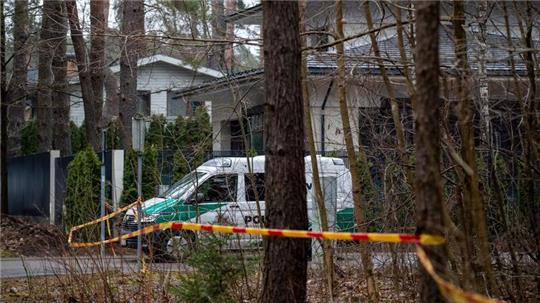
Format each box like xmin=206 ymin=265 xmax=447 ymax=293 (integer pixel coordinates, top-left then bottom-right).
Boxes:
xmin=245 ymin=173 xmax=265 ymax=201
xmin=197 ymin=174 xmax=237 ymax=202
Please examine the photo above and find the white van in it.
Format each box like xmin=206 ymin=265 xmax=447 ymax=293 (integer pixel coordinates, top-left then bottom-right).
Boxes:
xmin=121 ymin=156 xmax=355 ymax=260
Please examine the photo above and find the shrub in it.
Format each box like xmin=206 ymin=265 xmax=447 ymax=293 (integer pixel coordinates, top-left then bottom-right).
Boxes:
xmin=70 ymin=121 xmax=86 ymax=154
xmin=64 ymin=146 xmax=100 ymax=238
xmin=171 ymin=235 xmax=243 ymax=303
xmin=21 ymin=120 xmax=39 ymax=155
xmin=146 ymin=114 xmax=167 ymax=149
xmin=121 ymin=146 xmax=160 ymax=205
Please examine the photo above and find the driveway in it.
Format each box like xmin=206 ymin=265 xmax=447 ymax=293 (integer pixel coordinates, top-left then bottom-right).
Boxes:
xmin=0 ymin=256 xmax=191 ymax=278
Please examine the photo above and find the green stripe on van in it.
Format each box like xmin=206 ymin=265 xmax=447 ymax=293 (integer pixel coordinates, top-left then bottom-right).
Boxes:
xmin=143 ymin=198 xmax=227 ymax=223
xmin=336 ymin=208 xmax=355 ymax=232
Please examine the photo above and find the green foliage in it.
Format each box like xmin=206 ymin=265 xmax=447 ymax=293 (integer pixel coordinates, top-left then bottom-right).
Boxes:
xmin=169 ymin=107 xmax=212 ymax=183
xmin=121 ymin=146 xmax=161 ymax=205
xmin=70 ymin=122 xmax=86 ymax=154
xmin=64 ymin=147 xmax=100 ymax=239
xmin=171 ymin=235 xmax=244 ymax=303
xmin=21 ymin=120 xmax=39 ymax=155
xmin=146 ymin=114 xmax=167 ymax=149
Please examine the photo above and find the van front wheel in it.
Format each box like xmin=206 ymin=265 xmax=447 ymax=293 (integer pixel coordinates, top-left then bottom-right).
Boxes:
xmin=153 ymin=230 xmax=196 ymax=262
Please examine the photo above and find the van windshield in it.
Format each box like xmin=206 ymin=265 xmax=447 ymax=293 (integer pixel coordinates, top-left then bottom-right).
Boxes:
xmin=159 ymin=171 xmax=206 ymax=200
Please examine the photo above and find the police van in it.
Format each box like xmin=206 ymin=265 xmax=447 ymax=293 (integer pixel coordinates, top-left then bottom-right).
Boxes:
xmin=121 ymin=156 xmax=355 ymax=260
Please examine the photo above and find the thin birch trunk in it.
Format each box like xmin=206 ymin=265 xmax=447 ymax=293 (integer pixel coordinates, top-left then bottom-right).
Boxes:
xmin=300 ymin=1 xmax=334 ymax=298
xmin=453 ymin=0 xmax=497 ymax=295
xmin=362 ymin=1 xmax=411 ymax=185
xmin=335 ymin=1 xmax=378 ymax=301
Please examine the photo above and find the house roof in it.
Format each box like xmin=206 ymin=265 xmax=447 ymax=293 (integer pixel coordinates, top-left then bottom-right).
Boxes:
xmin=224 ymin=4 xmax=262 ymax=24
xmin=108 ymin=54 xmax=223 ymax=78
xmin=174 ymin=30 xmax=535 ymax=98
xmin=66 ymin=54 xmax=222 ymax=85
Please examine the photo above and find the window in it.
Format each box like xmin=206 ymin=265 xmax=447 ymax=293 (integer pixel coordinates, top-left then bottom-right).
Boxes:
xmin=137 ymin=90 xmax=151 ymax=116
xmin=167 ymin=91 xmax=187 ymax=116
xmin=229 ymin=110 xmax=265 ymax=154
xmin=230 ymin=120 xmax=245 ymax=152
xmin=245 ymin=173 xmax=265 ymax=201
xmin=196 ymin=174 xmax=237 ymax=202
xmin=167 ymin=94 xmax=203 ymax=117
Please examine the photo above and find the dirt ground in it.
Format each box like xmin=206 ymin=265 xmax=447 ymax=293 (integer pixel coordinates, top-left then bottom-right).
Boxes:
xmin=0 ymin=217 xmax=69 ymax=257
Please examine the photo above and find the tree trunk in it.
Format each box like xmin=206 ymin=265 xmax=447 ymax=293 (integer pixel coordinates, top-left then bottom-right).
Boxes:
xmin=119 ymin=0 xmax=145 ymax=148
xmin=520 ymin=2 xmax=540 ymax=290
xmin=36 ymin=0 xmax=60 ymax=151
xmin=1 ymin=0 xmax=8 ymax=214
xmin=50 ymin=1 xmax=70 ymax=155
xmin=452 ymin=0 xmax=497 ymax=294
xmin=224 ymin=0 xmax=235 ymax=72
xmin=90 ymin=0 xmax=108 ymax=126
xmin=6 ymin=0 xmax=29 ymax=157
xmin=414 ymin=2 xmax=448 ymax=302
xmin=335 ymin=1 xmax=379 ymax=301
xmin=66 ymin=0 xmax=99 ymax=151
xmin=362 ymin=1 xmax=411 ymax=185
xmin=299 ymin=1 xmax=334 ymax=297
xmin=208 ymin=0 xmax=225 ymax=70
xmin=260 ymin=2 xmax=308 ymax=302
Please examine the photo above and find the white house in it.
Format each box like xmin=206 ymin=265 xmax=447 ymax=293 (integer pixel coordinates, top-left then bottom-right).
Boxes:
xmin=69 ymin=54 xmax=222 ymax=126
xmin=174 ymin=2 xmax=538 ymax=156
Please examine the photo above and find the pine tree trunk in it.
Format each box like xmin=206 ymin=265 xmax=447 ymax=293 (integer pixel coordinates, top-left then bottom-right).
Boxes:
xmin=224 ymin=0 xmax=235 ymax=72
xmin=119 ymin=0 xmax=144 ymax=148
xmin=66 ymin=0 xmax=99 ymax=150
xmin=6 ymin=0 xmax=29 ymax=157
xmin=36 ymin=0 xmax=60 ymax=151
xmin=50 ymin=1 xmax=70 ymax=155
xmin=260 ymin=2 xmax=308 ymax=302
xmin=1 ymin=0 xmax=8 ymax=214
xmin=335 ymin=1 xmax=379 ymax=301
xmin=208 ymin=0 xmax=225 ymax=70
xmin=414 ymin=2 xmax=448 ymax=302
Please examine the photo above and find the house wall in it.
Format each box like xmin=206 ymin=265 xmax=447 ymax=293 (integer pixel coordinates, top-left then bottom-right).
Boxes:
xmin=69 ymin=61 xmax=214 ymax=126
xmin=208 ymin=78 xmax=402 ymax=153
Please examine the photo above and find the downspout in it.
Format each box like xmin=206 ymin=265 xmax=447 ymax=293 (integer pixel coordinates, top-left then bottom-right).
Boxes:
xmin=320 ymin=80 xmax=334 ymax=154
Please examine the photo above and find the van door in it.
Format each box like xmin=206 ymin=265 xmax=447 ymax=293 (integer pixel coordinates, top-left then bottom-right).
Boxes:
xmin=231 ymin=172 xmax=265 ymax=249
xmin=189 ymin=174 xmax=238 ymax=224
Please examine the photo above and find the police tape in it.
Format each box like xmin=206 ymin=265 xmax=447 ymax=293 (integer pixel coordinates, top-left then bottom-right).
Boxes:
xmin=68 ymin=220 xmax=507 ymax=303
xmin=68 ymin=220 xmax=445 ymax=248
xmin=416 ymin=246 xmax=506 ymax=303
xmin=67 ymin=197 xmax=142 ymax=244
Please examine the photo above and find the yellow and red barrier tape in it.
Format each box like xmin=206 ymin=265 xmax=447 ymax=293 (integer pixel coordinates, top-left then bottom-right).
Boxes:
xmin=68 ymin=221 xmax=445 ymax=248
xmin=68 ymin=213 xmax=506 ymax=303
xmin=67 ymin=198 xmax=141 ymax=244
xmin=416 ymin=246 xmax=506 ymax=303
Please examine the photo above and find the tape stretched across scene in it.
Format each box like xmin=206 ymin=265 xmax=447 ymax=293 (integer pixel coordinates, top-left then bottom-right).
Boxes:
xmin=68 ymin=220 xmax=445 ymax=248
xmin=416 ymin=246 xmax=507 ymax=303
xmin=69 ymin=219 xmax=507 ymax=303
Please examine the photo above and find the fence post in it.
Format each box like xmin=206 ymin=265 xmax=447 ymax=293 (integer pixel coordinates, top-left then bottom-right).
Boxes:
xmin=49 ymin=150 xmax=60 ymax=225
xmin=111 ymin=149 xmax=124 ymax=236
